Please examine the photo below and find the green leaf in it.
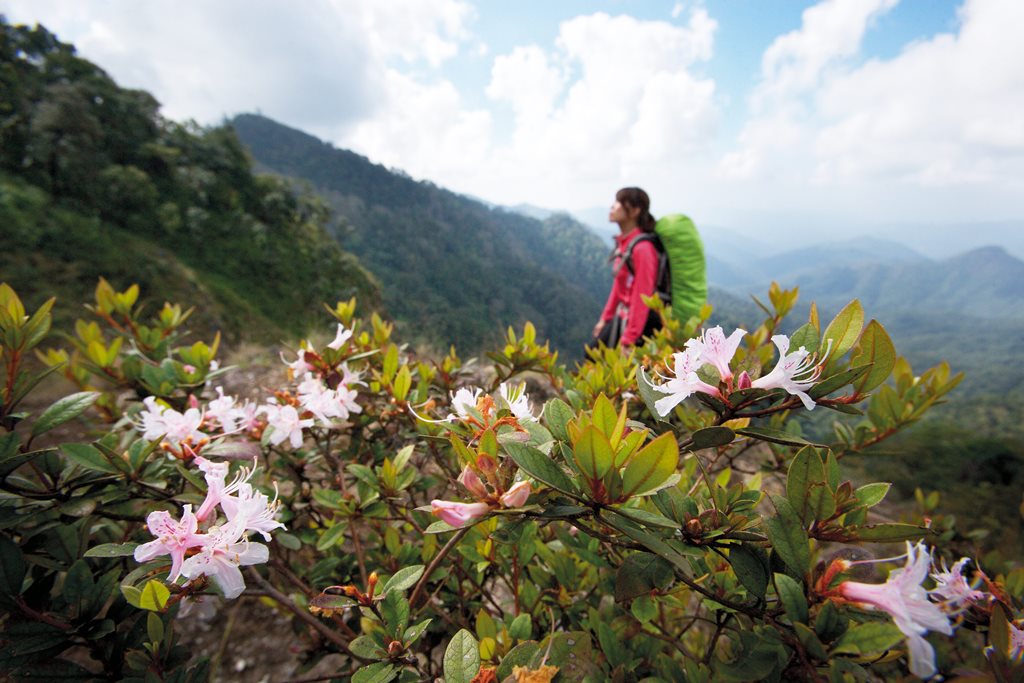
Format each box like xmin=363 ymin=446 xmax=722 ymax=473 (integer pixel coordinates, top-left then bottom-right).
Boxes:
xmin=793 ymin=623 xmax=828 ymax=661
xmin=689 ymin=426 xmax=735 ymax=451
xmin=631 ymin=595 xmax=658 ymax=623
xmin=786 ymin=447 xmax=835 ymax=524
xmin=621 ymin=431 xmax=678 ymax=497
xmin=392 ymin=365 xmax=412 ymax=402
xmin=316 ymin=522 xmax=348 ymax=551
xmin=147 ymin=612 xmax=164 ymax=645
xmin=574 ymin=425 xmax=615 ymax=487
xmin=853 ymin=483 xmax=890 ymax=508
xmin=443 ymin=629 xmax=480 ymax=683
xmin=84 ymin=542 xmax=139 ymax=558
xmin=774 ymin=573 xmax=808 ymax=624
xmin=349 ymin=635 xmax=385 ymax=659
xmin=404 ymin=618 xmax=432 ymax=647
xmin=589 ymin=393 xmax=617 ymax=434
xmin=789 ymin=323 xmax=820 ymax=355
xmin=765 ymin=495 xmax=810 ymax=576
xmin=614 ymin=552 xmax=675 ymax=602
xmin=822 ymin=300 xmax=865 ymax=361
xmin=508 ymin=613 xmax=532 ymax=641
xmin=380 ymin=591 xmax=410 ymax=640
xmin=850 ymin=320 xmax=896 ymax=394
xmin=610 ymin=505 xmax=680 ymax=529
xmin=540 ymin=401 xmax=573 ymax=444
xmin=598 ymin=622 xmax=628 ymax=668
xmin=139 ymin=580 xmax=170 ymax=612
xmin=0 ymin=534 xmax=27 ymax=596
xmin=504 ymin=442 xmax=577 ymax=495
xmin=831 ymin=622 xmax=903 ymax=655
xmin=381 ymin=565 xmax=424 ymax=595
xmin=729 ymin=544 xmax=769 ymax=599
xmin=351 ymin=662 xmax=399 ymax=683
xmin=808 ymin=364 xmax=873 ymax=399
xmin=736 ymin=427 xmax=821 ymax=448
xmin=815 ymin=599 xmax=847 ymax=641
xmin=62 ymin=443 xmax=119 ymax=474
xmin=31 ymin=392 xmax=99 ymax=437
xmin=496 ymin=642 xmax=540 ymax=681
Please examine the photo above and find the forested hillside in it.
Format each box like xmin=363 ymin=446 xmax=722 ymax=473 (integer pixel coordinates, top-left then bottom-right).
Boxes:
xmin=0 ymin=20 xmax=380 ymax=340
xmin=229 ymin=113 xmax=613 ymax=353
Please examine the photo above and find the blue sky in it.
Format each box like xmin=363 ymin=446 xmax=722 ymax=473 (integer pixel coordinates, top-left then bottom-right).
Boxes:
xmin=2 ymin=0 xmax=1020 ymax=253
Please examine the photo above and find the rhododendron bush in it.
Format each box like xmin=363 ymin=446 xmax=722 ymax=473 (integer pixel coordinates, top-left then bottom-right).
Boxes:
xmin=2 ymin=279 xmax=1022 ymax=682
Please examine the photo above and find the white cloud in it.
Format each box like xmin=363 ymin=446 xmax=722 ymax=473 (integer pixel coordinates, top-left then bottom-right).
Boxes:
xmin=812 ymin=0 xmax=1024 ymax=187
xmin=716 ymin=0 xmax=1024 ymax=227
xmin=471 ymin=10 xmax=719 ymax=208
xmin=0 ymin=0 xmax=474 ymax=129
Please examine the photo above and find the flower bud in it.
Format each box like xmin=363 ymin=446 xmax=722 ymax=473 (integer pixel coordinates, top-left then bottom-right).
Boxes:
xmin=736 ymin=371 xmax=752 ymax=390
xmin=499 ymin=480 xmax=531 ymax=508
xmin=458 ymin=466 xmax=489 ymax=499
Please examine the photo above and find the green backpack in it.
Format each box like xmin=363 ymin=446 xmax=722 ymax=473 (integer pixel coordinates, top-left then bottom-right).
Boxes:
xmin=620 ymin=214 xmax=707 ymax=322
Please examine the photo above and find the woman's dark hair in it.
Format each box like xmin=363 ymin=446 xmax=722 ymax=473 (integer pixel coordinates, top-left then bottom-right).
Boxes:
xmin=616 ymin=187 xmax=657 ymax=233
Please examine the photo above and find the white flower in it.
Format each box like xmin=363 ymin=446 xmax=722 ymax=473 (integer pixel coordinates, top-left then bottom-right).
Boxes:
xmin=180 ymin=519 xmax=268 ymax=600
xmin=498 ymin=382 xmax=535 ymax=422
xmin=327 ymin=323 xmax=353 ymax=350
xmin=750 ymin=334 xmax=824 ymax=410
xmin=684 ymin=326 xmax=746 ymax=381
xmin=447 ymin=387 xmax=482 ymax=421
xmin=651 ymin=347 xmax=721 ymax=418
xmin=261 ymin=404 xmax=312 ymax=449
xmin=838 ymin=542 xmax=953 ymax=679
xmin=206 ymin=387 xmax=242 ymax=433
xmin=136 ymin=397 xmax=206 ymax=445
xmin=280 ymin=346 xmax=312 ymax=376
xmin=930 ymin=557 xmax=987 ymax=612
xmin=220 ymin=482 xmax=285 ymax=541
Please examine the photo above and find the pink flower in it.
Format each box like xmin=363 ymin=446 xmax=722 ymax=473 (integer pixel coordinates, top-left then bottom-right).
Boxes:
xmin=280 ymin=347 xmax=312 ymax=377
xmin=838 ymin=542 xmax=953 ymax=679
xmin=206 ymin=387 xmax=242 ymax=433
xmin=457 ymin=465 xmax=489 ymax=499
xmin=685 ymin=326 xmax=746 ymax=381
xmin=930 ymin=558 xmax=987 ymax=612
xmin=221 ymin=482 xmax=285 ymax=541
xmin=499 ymin=481 xmax=531 ymax=508
xmin=134 ymin=504 xmax=205 ymax=582
xmin=194 ymin=456 xmax=232 ymax=522
xmin=430 ymin=500 xmax=491 ymax=527
xmin=751 ymin=334 xmax=823 ymax=410
xmin=651 ymin=347 xmax=721 ymax=418
xmin=262 ymin=404 xmax=313 ymax=449
xmin=180 ymin=519 xmax=269 ymax=599
xmin=327 ymin=323 xmax=353 ymax=350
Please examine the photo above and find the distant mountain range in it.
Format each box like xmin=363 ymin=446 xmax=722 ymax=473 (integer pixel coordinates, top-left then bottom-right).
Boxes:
xmin=230 ymin=114 xmax=613 ymax=354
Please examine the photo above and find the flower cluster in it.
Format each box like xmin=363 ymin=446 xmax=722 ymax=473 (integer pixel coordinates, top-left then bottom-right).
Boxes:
xmin=650 ymin=326 xmax=826 ymax=417
xmin=134 ymin=323 xmax=364 ymax=453
xmin=829 ymin=542 xmax=991 ymax=679
xmin=134 ymin=458 xmax=284 ymax=599
xmin=431 ymin=459 xmax=531 ymax=527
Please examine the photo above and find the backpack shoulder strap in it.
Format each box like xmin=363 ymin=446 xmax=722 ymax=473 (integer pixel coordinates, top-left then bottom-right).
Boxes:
xmin=617 ymin=233 xmax=661 ymax=275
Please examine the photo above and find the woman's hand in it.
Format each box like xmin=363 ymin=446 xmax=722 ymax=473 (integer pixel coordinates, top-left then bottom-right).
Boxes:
xmin=592 ymin=320 xmax=604 ymax=339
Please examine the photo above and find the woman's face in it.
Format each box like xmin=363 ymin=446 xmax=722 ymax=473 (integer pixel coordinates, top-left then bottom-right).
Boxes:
xmin=609 ymin=199 xmax=637 ymax=225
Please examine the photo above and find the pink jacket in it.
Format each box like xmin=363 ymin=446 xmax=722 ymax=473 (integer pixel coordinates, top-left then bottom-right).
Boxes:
xmin=600 ymin=228 xmax=659 ymax=346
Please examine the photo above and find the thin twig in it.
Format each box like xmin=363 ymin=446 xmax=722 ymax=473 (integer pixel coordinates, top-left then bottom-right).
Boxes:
xmin=409 ymin=525 xmax=471 ymax=610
